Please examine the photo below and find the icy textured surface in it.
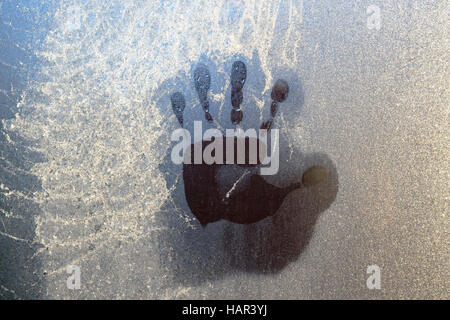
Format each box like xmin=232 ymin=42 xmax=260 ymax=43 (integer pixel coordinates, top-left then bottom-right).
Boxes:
xmin=1 ymin=0 xmax=448 ymax=299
